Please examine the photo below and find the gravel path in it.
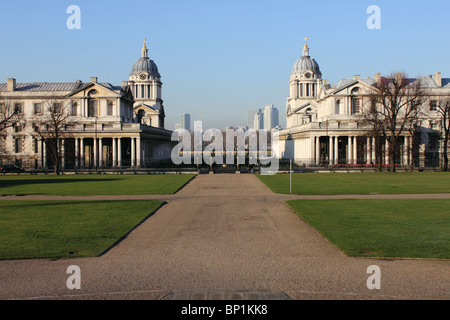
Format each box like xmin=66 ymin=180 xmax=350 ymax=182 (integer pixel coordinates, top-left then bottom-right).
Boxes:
xmin=0 ymin=174 xmax=449 ymax=300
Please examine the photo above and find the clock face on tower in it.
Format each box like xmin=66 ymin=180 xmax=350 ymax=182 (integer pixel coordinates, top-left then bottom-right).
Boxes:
xmin=304 ymin=72 xmax=311 ymax=79
xmin=139 ymin=73 xmax=147 ymax=80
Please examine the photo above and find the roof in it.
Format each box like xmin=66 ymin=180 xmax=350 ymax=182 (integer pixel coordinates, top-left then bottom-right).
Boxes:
xmin=0 ymin=81 xmax=122 ymax=93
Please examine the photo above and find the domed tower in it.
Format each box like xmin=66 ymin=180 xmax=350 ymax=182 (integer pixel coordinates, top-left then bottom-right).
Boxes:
xmin=289 ymin=37 xmax=322 ymax=101
xmin=286 ymin=38 xmax=322 ymax=128
xmin=128 ymin=39 xmax=165 ymax=128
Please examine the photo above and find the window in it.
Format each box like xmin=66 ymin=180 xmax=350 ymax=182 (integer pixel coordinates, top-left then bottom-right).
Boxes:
xmin=335 ymin=99 xmax=341 ymax=114
xmin=14 ymin=137 xmax=22 ymax=153
xmin=107 ymin=101 xmax=113 ymax=116
xmin=34 ymin=103 xmax=42 ymax=114
xmin=71 ymin=102 xmax=78 ymax=116
xmin=88 ymin=100 xmax=98 ymax=117
xmin=53 ymin=103 xmax=62 ymax=114
xmin=430 ymin=100 xmax=438 ymax=111
xmin=351 ymin=87 xmax=360 ymax=94
xmin=14 ymin=103 xmax=23 ymax=114
xmin=0 ymin=103 xmax=4 ymax=113
xmin=351 ymin=97 xmax=361 ymax=114
xmin=14 ymin=125 xmax=22 ymax=133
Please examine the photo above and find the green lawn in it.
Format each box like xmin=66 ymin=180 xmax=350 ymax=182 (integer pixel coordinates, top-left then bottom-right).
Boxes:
xmin=259 ymin=172 xmax=450 ymax=195
xmin=0 ymin=200 xmax=164 ymax=260
xmin=0 ymin=174 xmax=195 ymax=196
xmin=287 ymin=199 xmax=450 ymax=259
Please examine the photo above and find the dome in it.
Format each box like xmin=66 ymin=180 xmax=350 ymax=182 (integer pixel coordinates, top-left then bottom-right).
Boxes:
xmin=292 ymin=56 xmax=321 ymax=77
xmin=129 ymin=39 xmax=160 ymax=78
xmin=291 ymin=39 xmax=322 ymax=78
xmin=130 ymin=57 xmax=159 ymax=77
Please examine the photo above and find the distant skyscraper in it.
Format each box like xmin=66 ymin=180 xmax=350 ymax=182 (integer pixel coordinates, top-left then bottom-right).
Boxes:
xmin=248 ymin=109 xmax=258 ymax=129
xmin=254 ymin=111 xmax=264 ymax=130
xmin=181 ymin=113 xmax=191 ymax=131
xmin=264 ymin=104 xmax=279 ymax=130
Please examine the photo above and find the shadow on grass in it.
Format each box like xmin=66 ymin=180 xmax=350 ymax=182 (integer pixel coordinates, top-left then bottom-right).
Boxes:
xmin=0 ymin=178 xmax=119 ymax=193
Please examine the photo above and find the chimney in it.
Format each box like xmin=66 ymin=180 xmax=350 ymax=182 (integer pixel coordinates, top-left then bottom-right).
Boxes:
xmin=7 ymin=78 xmax=16 ymax=92
xmin=353 ymin=75 xmax=360 ymax=80
xmin=90 ymin=77 xmax=98 ymax=83
xmin=122 ymin=81 xmax=128 ymax=88
xmin=433 ymin=72 xmax=442 ymax=87
xmin=374 ymin=73 xmax=381 ymax=83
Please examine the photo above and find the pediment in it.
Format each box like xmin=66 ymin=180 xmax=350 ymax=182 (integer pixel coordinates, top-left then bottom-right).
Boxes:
xmin=67 ymin=82 xmax=122 ymax=98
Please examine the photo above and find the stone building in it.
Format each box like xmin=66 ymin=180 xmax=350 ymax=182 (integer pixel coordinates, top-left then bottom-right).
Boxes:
xmin=0 ymin=41 xmax=173 ymax=170
xmin=277 ymin=39 xmax=450 ymax=168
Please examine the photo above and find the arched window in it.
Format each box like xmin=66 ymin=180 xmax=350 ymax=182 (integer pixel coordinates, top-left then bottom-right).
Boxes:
xmin=351 ymin=87 xmax=361 ymax=114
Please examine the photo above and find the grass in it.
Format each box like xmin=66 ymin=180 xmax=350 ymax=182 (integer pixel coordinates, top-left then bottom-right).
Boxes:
xmin=287 ymin=199 xmax=450 ymax=259
xmin=0 ymin=200 xmax=163 ymax=260
xmin=0 ymin=174 xmax=195 ymax=196
xmin=258 ymin=172 xmax=450 ymax=195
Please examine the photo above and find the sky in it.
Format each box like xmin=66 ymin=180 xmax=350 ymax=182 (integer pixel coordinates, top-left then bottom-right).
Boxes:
xmin=1 ymin=0 xmax=449 ymax=130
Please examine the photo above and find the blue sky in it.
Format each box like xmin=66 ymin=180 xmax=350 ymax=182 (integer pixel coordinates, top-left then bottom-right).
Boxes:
xmin=1 ymin=0 xmax=449 ymax=129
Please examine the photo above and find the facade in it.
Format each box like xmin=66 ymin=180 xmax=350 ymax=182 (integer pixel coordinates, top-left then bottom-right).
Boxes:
xmin=0 ymin=41 xmax=174 ymax=170
xmin=277 ymin=39 xmax=450 ymax=168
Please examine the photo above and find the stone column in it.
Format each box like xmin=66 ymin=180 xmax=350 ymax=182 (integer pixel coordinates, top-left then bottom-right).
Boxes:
xmin=42 ymin=140 xmax=47 ymax=169
xmin=75 ymin=138 xmax=79 ymax=168
xmin=80 ymin=138 xmax=85 ymax=168
xmin=112 ymin=138 xmax=117 ymax=168
xmin=334 ymin=136 xmax=339 ymax=165
xmin=366 ymin=137 xmax=371 ymax=164
xmin=353 ymin=136 xmax=357 ymax=165
xmin=403 ymin=136 xmax=409 ymax=166
xmin=329 ymin=136 xmax=334 ymax=166
xmin=61 ymin=139 xmax=65 ymax=170
xmin=315 ymin=136 xmax=320 ymax=166
xmin=347 ymin=136 xmax=352 ymax=165
xmin=385 ymin=138 xmax=390 ymax=165
xmin=98 ymin=138 xmax=103 ymax=168
xmin=136 ymin=136 xmax=141 ymax=168
xmin=131 ymin=137 xmax=136 ymax=168
xmin=93 ymin=138 xmax=98 ymax=168
xmin=372 ymin=137 xmax=376 ymax=165
xmin=117 ymin=138 xmax=122 ymax=167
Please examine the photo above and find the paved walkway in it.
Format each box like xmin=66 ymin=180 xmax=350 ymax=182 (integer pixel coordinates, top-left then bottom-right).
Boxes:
xmin=0 ymin=174 xmax=449 ymax=300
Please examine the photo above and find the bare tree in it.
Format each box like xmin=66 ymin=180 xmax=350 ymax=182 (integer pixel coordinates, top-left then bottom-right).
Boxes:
xmin=0 ymin=99 xmax=19 ymax=164
xmin=0 ymin=99 xmax=18 ymax=132
xmin=361 ymin=72 xmax=427 ymax=172
xmin=437 ymin=98 xmax=450 ymax=171
xmin=35 ymin=100 xmax=75 ymax=175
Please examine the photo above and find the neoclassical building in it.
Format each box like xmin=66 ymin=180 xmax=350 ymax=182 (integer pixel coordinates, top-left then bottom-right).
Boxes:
xmin=0 ymin=40 xmax=173 ymax=170
xmin=277 ymin=39 xmax=449 ymax=168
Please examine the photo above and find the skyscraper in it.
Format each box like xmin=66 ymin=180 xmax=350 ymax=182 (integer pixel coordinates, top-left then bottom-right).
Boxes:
xmin=264 ymin=104 xmax=279 ymax=130
xmin=181 ymin=113 xmax=191 ymax=131
xmin=247 ymin=109 xmax=258 ymax=129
